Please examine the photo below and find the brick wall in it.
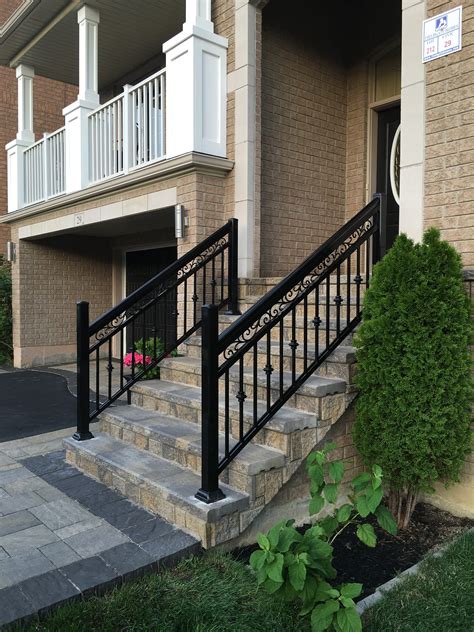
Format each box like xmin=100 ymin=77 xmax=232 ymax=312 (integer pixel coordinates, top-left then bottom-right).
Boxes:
xmin=0 ymin=66 xmax=77 ymax=255
xmin=260 ymin=3 xmax=347 ymax=277
xmin=425 ymin=0 xmax=474 ymax=268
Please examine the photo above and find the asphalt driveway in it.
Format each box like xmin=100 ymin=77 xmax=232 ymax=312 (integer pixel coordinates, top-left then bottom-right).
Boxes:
xmin=0 ymin=370 xmax=77 ymax=442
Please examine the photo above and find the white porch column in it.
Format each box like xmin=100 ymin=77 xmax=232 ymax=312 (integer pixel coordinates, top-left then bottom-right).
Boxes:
xmin=16 ymin=65 xmax=35 ymax=143
xmin=399 ymin=0 xmax=426 ymax=242
xmin=63 ymin=5 xmax=100 ymax=194
xmin=77 ymin=5 xmax=100 ymax=104
xmin=163 ymin=0 xmax=228 ymax=158
xmin=5 ymin=64 xmax=35 ymax=211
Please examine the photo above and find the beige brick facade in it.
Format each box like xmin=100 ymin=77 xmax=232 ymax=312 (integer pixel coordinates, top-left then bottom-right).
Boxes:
xmin=424 ymin=0 xmax=474 ymax=268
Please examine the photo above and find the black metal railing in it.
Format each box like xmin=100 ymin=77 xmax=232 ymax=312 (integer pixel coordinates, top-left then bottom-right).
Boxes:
xmin=74 ymin=218 xmax=239 ymax=441
xmin=196 ymin=195 xmax=387 ymax=502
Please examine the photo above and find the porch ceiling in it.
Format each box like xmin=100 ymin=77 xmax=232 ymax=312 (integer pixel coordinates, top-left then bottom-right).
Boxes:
xmin=0 ymin=0 xmax=185 ymax=90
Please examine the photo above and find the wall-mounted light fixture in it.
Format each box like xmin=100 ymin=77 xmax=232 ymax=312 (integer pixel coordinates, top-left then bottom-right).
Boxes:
xmin=175 ymin=204 xmax=185 ymax=239
xmin=6 ymin=241 xmax=16 ymax=263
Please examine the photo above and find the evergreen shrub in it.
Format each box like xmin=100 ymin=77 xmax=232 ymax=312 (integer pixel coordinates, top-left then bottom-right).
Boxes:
xmin=353 ymin=228 xmax=472 ymax=528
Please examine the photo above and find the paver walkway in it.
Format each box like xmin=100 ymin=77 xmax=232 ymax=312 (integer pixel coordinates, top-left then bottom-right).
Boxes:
xmin=0 ymin=429 xmax=200 ymax=628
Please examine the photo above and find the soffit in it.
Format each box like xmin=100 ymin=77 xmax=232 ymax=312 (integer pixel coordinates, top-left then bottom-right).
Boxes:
xmin=0 ymin=0 xmax=185 ymax=90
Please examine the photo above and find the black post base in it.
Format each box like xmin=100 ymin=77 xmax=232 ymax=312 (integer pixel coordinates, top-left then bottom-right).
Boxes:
xmin=73 ymin=431 xmax=94 ymax=441
xmin=195 ymin=488 xmax=226 ymax=504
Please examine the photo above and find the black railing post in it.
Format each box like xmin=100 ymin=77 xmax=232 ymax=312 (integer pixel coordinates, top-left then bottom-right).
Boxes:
xmin=373 ymin=192 xmax=387 ymax=262
xmin=225 ymin=218 xmax=241 ymax=315
xmin=74 ymin=301 xmax=94 ymax=441
xmin=195 ymin=304 xmax=225 ymax=503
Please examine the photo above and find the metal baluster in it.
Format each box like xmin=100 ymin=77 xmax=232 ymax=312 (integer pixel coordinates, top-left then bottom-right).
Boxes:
xmin=290 ymin=306 xmax=297 ymax=383
xmin=153 ymin=299 xmax=158 ymax=360
xmin=336 ymin=265 xmax=341 ymax=336
xmin=303 ymin=294 xmax=308 ymax=372
xmin=239 ymin=356 xmax=245 ymax=440
xmin=279 ymin=319 xmax=284 ymax=397
xmin=356 ymin=247 xmax=361 ymax=315
xmin=265 ymin=332 xmax=272 ymax=411
xmin=183 ymin=278 xmax=188 ymax=335
xmin=225 ymin=370 xmax=230 ymax=458
xmin=95 ymin=347 xmax=100 ymax=413
xmin=211 ymin=255 xmax=216 ymax=305
xmin=347 ymin=254 xmax=351 ymax=327
xmin=365 ymin=238 xmax=370 ymax=290
xmin=108 ymin=339 xmax=113 ymax=400
xmin=220 ymin=250 xmax=225 ymax=304
xmin=253 ymin=343 xmax=258 ymax=426
xmin=193 ymin=272 xmax=198 ymax=326
xmin=131 ymin=319 xmax=136 ymax=379
xmin=326 ymin=276 xmax=330 ymax=350
xmin=203 ymin=263 xmax=207 ymax=306
xmin=120 ymin=327 xmax=124 ymax=388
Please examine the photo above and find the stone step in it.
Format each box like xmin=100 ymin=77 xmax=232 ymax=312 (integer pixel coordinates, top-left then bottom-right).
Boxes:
xmin=157 ymin=356 xmax=348 ymax=414
xmin=129 ymin=379 xmax=323 ymax=456
xmin=184 ymin=337 xmax=356 ymax=382
xmin=99 ymin=406 xmax=286 ymax=495
xmin=64 ymin=435 xmax=249 ymax=549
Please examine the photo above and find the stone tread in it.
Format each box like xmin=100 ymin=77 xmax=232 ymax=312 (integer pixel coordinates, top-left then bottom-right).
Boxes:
xmin=100 ymin=406 xmax=285 ymax=475
xmin=159 ymin=356 xmax=347 ymax=396
xmin=185 ymin=337 xmax=356 ymax=363
xmin=131 ymin=380 xmax=320 ymax=433
xmin=64 ymin=436 xmax=249 ymax=522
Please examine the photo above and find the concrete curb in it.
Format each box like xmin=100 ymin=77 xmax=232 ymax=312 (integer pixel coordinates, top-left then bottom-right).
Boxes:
xmin=356 ymin=531 xmax=472 ymax=615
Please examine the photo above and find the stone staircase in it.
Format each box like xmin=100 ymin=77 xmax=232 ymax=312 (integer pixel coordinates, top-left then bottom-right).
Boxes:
xmin=65 ymin=278 xmax=362 ymax=548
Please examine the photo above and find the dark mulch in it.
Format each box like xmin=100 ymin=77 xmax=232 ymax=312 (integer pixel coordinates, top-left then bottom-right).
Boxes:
xmin=0 ymin=370 xmax=76 ymax=442
xmin=232 ymin=502 xmax=474 ymax=598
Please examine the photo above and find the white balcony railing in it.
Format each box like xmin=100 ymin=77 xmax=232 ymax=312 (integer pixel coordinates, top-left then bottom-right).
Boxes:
xmin=23 ymin=127 xmax=66 ymax=206
xmin=89 ymin=69 xmax=166 ymax=184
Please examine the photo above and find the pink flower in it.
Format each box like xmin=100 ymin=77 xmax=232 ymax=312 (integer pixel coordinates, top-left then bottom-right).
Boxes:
xmin=123 ymin=352 xmax=150 ymax=368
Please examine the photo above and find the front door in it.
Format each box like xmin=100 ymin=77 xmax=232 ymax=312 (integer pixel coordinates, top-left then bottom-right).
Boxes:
xmin=125 ymin=246 xmax=177 ymax=351
xmin=376 ymin=105 xmax=401 ymax=250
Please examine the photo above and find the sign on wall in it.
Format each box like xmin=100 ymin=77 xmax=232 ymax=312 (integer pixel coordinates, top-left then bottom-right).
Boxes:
xmin=423 ymin=6 xmax=462 ymax=63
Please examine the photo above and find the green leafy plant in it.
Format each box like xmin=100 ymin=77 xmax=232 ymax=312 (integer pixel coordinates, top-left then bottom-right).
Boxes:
xmin=353 ymin=228 xmax=473 ymax=529
xmin=250 ymin=443 xmax=397 ymax=632
xmin=0 ymin=256 xmax=12 ymax=365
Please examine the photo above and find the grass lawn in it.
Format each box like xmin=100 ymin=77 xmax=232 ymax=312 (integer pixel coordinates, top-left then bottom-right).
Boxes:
xmin=20 ymin=530 xmax=473 ymax=631
xmin=363 ymin=529 xmax=474 ymax=632
xmin=21 ymin=553 xmax=308 ymax=632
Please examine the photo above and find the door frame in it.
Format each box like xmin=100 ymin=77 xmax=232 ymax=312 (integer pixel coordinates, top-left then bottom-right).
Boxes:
xmin=367 ymin=97 xmax=401 ymax=204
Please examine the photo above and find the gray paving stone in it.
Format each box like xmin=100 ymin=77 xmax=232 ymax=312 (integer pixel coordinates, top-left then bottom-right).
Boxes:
xmin=42 ymin=466 xmax=83 ymax=485
xmin=54 ymin=516 xmax=105 ymax=540
xmin=140 ymin=529 xmax=200 ymax=566
xmin=64 ymin=523 xmax=129 ymax=558
xmin=0 ymin=584 xmax=37 ymax=627
xmin=123 ymin=517 xmax=175 ymax=544
xmin=21 ymin=455 xmax=66 ymax=477
xmin=92 ymin=498 xmax=137 ymax=521
xmin=0 ymin=467 xmax=35 ymax=487
xmin=0 ymin=510 xmax=40 ymax=537
xmin=0 ymin=546 xmax=8 ymax=561
xmin=56 ymin=476 xmax=105 ymax=499
xmin=35 ymin=485 xmax=67 ymax=502
xmin=59 ymin=555 xmax=120 ymax=594
xmin=29 ymin=498 xmax=93 ymax=530
xmin=40 ymin=541 xmax=81 ymax=567
xmin=0 ymin=524 xmax=60 ymax=556
xmin=0 ymin=491 xmax=45 ymax=515
xmin=0 ymin=549 xmax=54 ymax=590
xmin=79 ymin=488 xmax=124 ymax=510
xmin=2 ymin=476 xmax=49 ymax=495
xmin=19 ymin=569 xmax=80 ymax=613
xmin=0 ymin=487 xmax=9 ymax=499
xmin=99 ymin=542 xmax=156 ymax=577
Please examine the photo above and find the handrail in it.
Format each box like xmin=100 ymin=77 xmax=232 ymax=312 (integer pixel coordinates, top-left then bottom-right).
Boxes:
xmin=196 ymin=195 xmax=387 ymax=503
xmin=74 ymin=218 xmax=240 ymax=440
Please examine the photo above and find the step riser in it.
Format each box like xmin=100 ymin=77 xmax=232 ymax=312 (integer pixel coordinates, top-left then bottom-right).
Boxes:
xmin=158 ymin=366 xmax=346 ymax=415
xmin=100 ymin=416 xmax=285 ymax=498
xmin=129 ymin=390 xmax=316 ymax=455
xmin=184 ymin=342 xmax=355 ymax=383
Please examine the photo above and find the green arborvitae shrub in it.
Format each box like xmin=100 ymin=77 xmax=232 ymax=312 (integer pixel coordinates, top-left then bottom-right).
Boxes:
xmin=0 ymin=255 xmax=12 ymax=365
xmin=353 ymin=228 xmax=473 ymax=529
